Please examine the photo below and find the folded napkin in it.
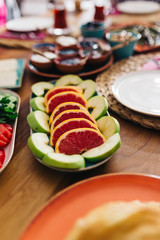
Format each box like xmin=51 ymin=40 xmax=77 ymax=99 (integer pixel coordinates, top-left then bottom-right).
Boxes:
xmin=142 ymin=56 xmax=160 ymax=70
xmin=0 ymin=30 xmax=45 ymax=40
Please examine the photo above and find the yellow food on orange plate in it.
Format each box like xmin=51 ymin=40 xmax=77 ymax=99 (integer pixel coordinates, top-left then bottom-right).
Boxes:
xmin=46 ymin=91 xmax=88 ymax=114
xmin=44 ymin=86 xmax=83 ymax=106
xmin=49 ymin=102 xmax=87 ymax=125
xmin=65 ymin=200 xmax=160 ymax=240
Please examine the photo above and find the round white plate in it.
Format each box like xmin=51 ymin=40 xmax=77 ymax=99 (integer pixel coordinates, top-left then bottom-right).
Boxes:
xmin=117 ymin=1 xmax=160 ymax=14
xmin=112 ymin=70 xmax=160 ymax=117
xmin=6 ymin=17 xmax=53 ymax=32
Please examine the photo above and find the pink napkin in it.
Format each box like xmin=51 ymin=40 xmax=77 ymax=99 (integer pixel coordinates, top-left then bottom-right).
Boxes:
xmin=0 ymin=30 xmax=45 ymax=40
xmin=142 ymin=56 xmax=160 ymax=70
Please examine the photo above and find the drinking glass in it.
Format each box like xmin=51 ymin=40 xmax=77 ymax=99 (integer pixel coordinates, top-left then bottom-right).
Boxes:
xmin=48 ymin=0 xmax=70 ymax=35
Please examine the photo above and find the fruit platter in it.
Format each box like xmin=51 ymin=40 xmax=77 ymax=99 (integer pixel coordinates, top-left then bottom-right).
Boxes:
xmin=0 ymin=89 xmax=20 ymax=173
xmin=27 ymin=75 xmax=121 ymax=172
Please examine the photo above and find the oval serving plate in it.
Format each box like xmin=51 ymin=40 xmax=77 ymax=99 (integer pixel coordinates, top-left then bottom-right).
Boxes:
xmin=26 ymin=54 xmax=113 ymax=78
xmin=20 ymin=173 xmax=160 ymax=240
xmin=0 ymin=89 xmax=20 ymax=173
xmin=29 ymin=80 xmax=119 ymax=173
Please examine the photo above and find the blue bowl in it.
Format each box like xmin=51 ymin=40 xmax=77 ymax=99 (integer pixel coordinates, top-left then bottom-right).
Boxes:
xmin=80 ymin=22 xmax=105 ymax=39
xmin=106 ymin=30 xmax=141 ymax=60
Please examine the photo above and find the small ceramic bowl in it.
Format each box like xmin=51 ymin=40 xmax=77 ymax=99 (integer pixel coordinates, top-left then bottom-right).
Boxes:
xmin=55 ymin=45 xmax=82 ymax=59
xmin=30 ymin=54 xmax=54 ymax=71
xmin=78 ymin=38 xmax=99 ymax=50
xmin=33 ymin=43 xmax=56 ymax=52
xmin=106 ymin=29 xmax=141 ymax=60
xmin=80 ymin=21 xmax=105 ymax=39
xmin=54 ymin=56 xmax=87 ymax=73
xmin=86 ymin=49 xmax=110 ymax=66
xmin=55 ymin=36 xmax=78 ymax=48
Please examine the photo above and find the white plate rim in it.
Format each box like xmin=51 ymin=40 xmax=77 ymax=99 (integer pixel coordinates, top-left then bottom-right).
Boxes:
xmin=0 ymin=89 xmax=20 ymax=173
xmin=112 ymin=70 xmax=160 ymax=117
xmin=6 ymin=17 xmax=53 ymax=32
xmin=117 ymin=1 xmax=160 ymax=14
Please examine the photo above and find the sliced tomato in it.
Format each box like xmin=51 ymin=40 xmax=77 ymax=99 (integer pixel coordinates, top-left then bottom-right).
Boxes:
xmin=0 ymin=139 xmax=8 ymax=148
xmin=0 ymin=149 xmax=5 ymax=168
xmin=3 ymin=123 xmax=13 ymax=133
xmin=0 ymin=123 xmax=12 ymax=140
xmin=0 ymin=134 xmax=10 ymax=143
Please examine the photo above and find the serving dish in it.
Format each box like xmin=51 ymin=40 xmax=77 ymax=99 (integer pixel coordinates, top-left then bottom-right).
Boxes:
xmin=54 ymin=56 xmax=87 ymax=74
xmin=27 ymin=54 xmax=113 ymax=78
xmin=108 ymin=23 xmax=160 ymax=53
xmin=0 ymin=58 xmax=25 ymax=89
xmin=80 ymin=21 xmax=105 ymax=39
xmin=112 ymin=70 xmax=160 ymax=117
xmin=6 ymin=16 xmax=53 ymax=32
xmin=116 ymin=1 xmax=160 ymax=14
xmin=0 ymin=89 xmax=20 ymax=173
xmin=27 ymin=77 xmax=120 ymax=172
xmin=20 ymin=173 xmax=160 ymax=240
xmin=106 ymin=29 xmax=141 ymax=60
xmin=27 ymin=41 xmax=113 ymax=78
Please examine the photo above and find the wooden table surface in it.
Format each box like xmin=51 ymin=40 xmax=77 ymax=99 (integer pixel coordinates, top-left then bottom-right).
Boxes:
xmin=1 ymin=8 xmax=160 ymax=240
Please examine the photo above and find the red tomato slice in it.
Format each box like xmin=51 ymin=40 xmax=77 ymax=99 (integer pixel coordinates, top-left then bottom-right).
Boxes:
xmin=0 ymin=123 xmax=12 ymax=140
xmin=0 ymin=139 xmax=8 ymax=148
xmin=3 ymin=123 xmax=13 ymax=133
xmin=0 ymin=133 xmax=10 ymax=143
xmin=0 ymin=149 xmax=5 ymax=168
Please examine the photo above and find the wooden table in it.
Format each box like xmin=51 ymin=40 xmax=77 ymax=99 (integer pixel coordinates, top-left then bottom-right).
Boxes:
xmin=1 ymin=9 xmax=160 ymax=240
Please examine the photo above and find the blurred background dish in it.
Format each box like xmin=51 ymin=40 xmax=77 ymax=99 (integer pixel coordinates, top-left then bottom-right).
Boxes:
xmin=30 ymin=54 xmax=54 ymax=71
xmin=55 ymin=36 xmax=78 ymax=47
xmin=27 ymin=53 xmax=113 ymax=78
xmin=106 ymin=29 xmax=141 ymax=60
xmin=80 ymin=21 xmax=105 ymax=39
xmin=117 ymin=0 xmax=160 ymax=14
xmin=6 ymin=16 xmax=53 ymax=32
xmin=54 ymin=56 xmax=87 ymax=73
xmin=55 ymin=45 xmax=82 ymax=59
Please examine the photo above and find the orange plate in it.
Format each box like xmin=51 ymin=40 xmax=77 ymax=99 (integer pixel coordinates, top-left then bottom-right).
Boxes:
xmin=21 ymin=173 xmax=160 ymax=240
xmin=26 ymin=54 xmax=113 ymax=78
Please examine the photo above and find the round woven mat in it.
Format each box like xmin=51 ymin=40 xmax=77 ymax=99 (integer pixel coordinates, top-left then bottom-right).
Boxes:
xmin=96 ymin=52 xmax=160 ymax=130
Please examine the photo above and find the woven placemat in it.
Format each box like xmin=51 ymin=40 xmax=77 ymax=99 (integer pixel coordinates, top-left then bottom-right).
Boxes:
xmin=96 ymin=52 xmax=160 ymax=130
